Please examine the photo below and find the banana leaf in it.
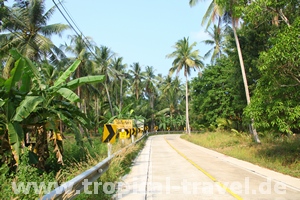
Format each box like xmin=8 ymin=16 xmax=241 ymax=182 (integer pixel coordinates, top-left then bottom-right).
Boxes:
xmin=155 ymin=108 xmax=170 ymax=116
xmin=66 ymin=75 xmax=105 ymax=90
xmin=13 ymin=96 xmax=44 ymax=122
xmin=8 ymin=122 xmax=23 ymax=164
xmin=0 ymin=77 xmax=5 ymax=86
xmin=20 ymin=73 xmax=31 ymax=93
xmin=0 ymin=98 xmax=5 ymax=107
xmin=9 ymin=48 xmax=22 ymax=60
xmin=53 ymin=60 xmax=81 ymax=87
xmin=24 ymin=57 xmax=45 ymax=90
xmin=56 ymin=88 xmax=80 ymax=103
xmin=51 ymin=109 xmax=83 ymax=144
xmin=4 ymin=58 xmax=24 ymax=92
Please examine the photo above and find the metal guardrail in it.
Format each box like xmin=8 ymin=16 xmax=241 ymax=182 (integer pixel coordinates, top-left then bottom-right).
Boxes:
xmin=41 ymin=131 xmax=191 ymax=199
xmin=42 ymin=132 xmax=150 ymax=200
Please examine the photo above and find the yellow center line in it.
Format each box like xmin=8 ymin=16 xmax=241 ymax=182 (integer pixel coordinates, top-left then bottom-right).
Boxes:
xmin=164 ymin=136 xmax=243 ymax=200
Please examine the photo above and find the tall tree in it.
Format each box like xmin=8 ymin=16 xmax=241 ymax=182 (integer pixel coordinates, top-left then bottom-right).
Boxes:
xmin=93 ymin=45 xmax=117 ymax=116
xmin=202 ymin=24 xmax=225 ymax=64
xmin=159 ymin=76 xmax=184 ymax=118
xmin=128 ymin=62 xmax=144 ymax=101
xmin=111 ymin=57 xmax=127 ymax=111
xmin=243 ymin=4 xmax=300 ymax=134
xmin=190 ymin=0 xmax=261 ymax=143
xmin=0 ymin=0 xmax=69 ymax=78
xmin=63 ymin=34 xmax=94 ymax=110
xmin=220 ymin=0 xmax=261 ymax=143
xmin=166 ymin=37 xmax=204 ymax=135
xmin=144 ymin=66 xmax=157 ymax=130
xmin=189 ymin=0 xmax=224 ymax=29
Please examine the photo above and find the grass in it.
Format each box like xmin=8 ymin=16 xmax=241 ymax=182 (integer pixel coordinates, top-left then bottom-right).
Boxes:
xmin=0 ymin=133 xmax=147 ymax=200
xmin=75 ymin=135 xmax=147 ymax=200
xmin=55 ymin=134 xmax=144 ymax=183
xmin=181 ymin=131 xmax=300 ymax=178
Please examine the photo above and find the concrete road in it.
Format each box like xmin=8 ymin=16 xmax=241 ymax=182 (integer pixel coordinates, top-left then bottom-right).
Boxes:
xmin=115 ymin=134 xmax=300 ymax=200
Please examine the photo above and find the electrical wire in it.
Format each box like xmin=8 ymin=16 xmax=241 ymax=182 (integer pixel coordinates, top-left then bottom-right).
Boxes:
xmin=57 ymin=0 xmax=82 ymax=38
xmin=1 ymin=0 xmax=98 ymax=64
xmin=52 ymin=0 xmax=97 ymax=58
xmin=57 ymin=0 xmax=96 ymax=54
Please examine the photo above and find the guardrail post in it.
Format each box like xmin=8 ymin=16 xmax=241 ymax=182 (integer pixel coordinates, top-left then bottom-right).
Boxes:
xmin=107 ymin=143 xmax=112 ymax=157
xmin=131 ymin=134 xmax=135 ymax=143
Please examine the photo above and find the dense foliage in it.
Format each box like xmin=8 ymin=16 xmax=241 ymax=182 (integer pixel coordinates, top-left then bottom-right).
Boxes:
xmin=0 ymin=0 xmax=187 ymax=178
xmin=189 ymin=0 xmax=300 ymax=135
xmin=0 ymin=0 xmax=300 ymax=198
xmin=191 ymin=57 xmax=246 ymax=130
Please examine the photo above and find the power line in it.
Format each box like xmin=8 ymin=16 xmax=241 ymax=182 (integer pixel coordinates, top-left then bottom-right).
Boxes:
xmin=57 ymin=0 xmax=96 ymax=54
xmin=57 ymin=0 xmax=82 ymax=38
xmin=52 ymin=0 xmax=97 ymax=57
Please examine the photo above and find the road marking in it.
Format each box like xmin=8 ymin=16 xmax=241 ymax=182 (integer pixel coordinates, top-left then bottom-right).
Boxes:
xmin=164 ymin=136 xmax=243 ymax=200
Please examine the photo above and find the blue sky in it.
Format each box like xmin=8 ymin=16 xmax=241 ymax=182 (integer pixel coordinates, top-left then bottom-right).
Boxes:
xmin=47 ymin=0 xmax=211 ymax=79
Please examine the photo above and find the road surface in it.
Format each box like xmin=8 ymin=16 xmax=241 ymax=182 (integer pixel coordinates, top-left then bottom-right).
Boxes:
xmin=115 ymin=134 xmax=300 ymax=200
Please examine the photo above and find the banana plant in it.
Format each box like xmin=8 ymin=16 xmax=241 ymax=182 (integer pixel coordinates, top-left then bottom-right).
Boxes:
xmin=0 ymin=49 xmax=105 ymax=168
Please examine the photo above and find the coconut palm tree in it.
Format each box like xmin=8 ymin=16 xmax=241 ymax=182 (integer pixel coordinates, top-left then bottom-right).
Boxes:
xmin=0 ymin=0 xmax=69 ymax=78
xmin=189 ymin=0 xmax=224 ymax=30
xmin=144 ymin=66 xmax=158 ymax=130
xmin=159 ymin=76 xmax=184 ymax=118
xmin=202 ymin=24 xmax=225 ymax=64
xmin=128 ymin=62 xmax=145 ymax=101
xmin=166 ymin=37 xmax=204 ymax=135
xmin=111 ymin=57 xmax=128 ymax=111
xmin=63 ymin=34 xmax=94 ymax=110
xmin=93 ymin=45 xmax=117 ymax=116
xmin=189 ymin=0 xmax=261 ymax=143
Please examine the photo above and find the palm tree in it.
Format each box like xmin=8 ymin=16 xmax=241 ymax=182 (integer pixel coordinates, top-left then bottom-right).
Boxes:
xmin=63 ymin=34 xmax=94 ymax=109
xmin=144 ymin=66 xmax=158 ymax=130
xmin=159 ymin=76 xmax=184 ymax=118
xmin=93 ymin=45 xmax=117 ymax=116
xmin=0 ymin=0 xmax=69 ymax=78
xmin=189 ymin=0 xmax=261 ymax=143
xmin=189 ymin=0 xmax=224 ymax=30
xmin=202 ymin=24 xmax=225 ymax=64
xmin=111 ymin=57 xmax=127 ymax=111
xmin=128 ymin=62 xmax=145 ymax=101
xmin=166 ymin=37 xmax=204 ymax=135
xmin=230 ymin=9 xmax=261 ymax=143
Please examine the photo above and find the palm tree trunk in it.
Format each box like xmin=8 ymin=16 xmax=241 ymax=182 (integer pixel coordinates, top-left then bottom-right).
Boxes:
xmin=104 ymin=83 xmax=114 ymax=116
xmin=232 ymin=23 xmax=261 ymax=143
xmin=135 ymin=85 xmax=139 ymax=100
xmin=95 ymin=97 xmax=98 ymax=135
xmin=150 ymin=94 xmax=155 ymax=132
xmin=185 ymin=73 xmax=191 ymax=135
xmin=120 ymin=78 xmax=123 ymax=110
xmin=76 ymin=67 xmax=81 ymax=109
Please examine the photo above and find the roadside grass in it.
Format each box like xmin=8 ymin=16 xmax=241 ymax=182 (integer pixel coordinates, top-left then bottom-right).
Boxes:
xmin=56 ymin=134 xmax=144 ymax=183
xmin=0 ymin=133 xmax=146 ymax=200
xmin=181 ymin=131 xmax=300 ymax=178
xmin=75 ymin=136 xmax=147 ymax=200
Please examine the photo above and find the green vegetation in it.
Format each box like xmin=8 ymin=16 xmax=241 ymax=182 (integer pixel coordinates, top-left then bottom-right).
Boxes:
xmin=189 ymin=0 xmax=300 ymax=141
xmin=0 ymin=135 xmax=146 ymax=199
xmin=76 ymin=136 xmax=147 ymax=200
xmin=0 ymin=0 xmax=300 ymax=199
xmin=181 ymin=132 xmax=300 ymax=178
xmin=167 ymin=37 xmax=204 ymax=135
